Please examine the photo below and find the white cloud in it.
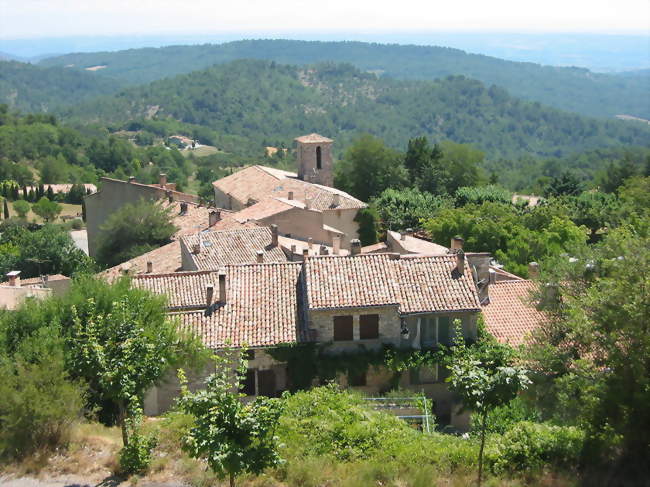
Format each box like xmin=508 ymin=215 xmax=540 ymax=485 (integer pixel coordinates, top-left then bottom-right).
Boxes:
xmin=1 ymin=0 xmax=648 ymax=38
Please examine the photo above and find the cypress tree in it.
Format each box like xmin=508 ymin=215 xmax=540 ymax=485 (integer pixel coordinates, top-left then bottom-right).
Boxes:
xmin=47 ymin=185 xmax=55 ymax=201
xmin=3 ymin=198 xmax=9 ymax=219
xmin=81 ymin=199 xmax=86 ymax=222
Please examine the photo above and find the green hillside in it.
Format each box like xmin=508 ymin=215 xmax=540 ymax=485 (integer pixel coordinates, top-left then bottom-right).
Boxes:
xmin=0 ymin=60 xmax=124 ymax=112
xmin=61 ymin=60 xmax=650 ymax=161
xmin=39 ymin=39 xmax=650 ymax=119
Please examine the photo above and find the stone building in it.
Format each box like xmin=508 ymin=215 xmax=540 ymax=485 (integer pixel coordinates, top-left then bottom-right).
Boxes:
xmin=0 ymin=271 xmax=70 ymax=310
xmin=211 ymin=134 xmax=365 ymax=248
xmin=135 ymin=249 xmax=482 ymax=427
xmin=84 ymin=175 xmax=199 ymax=257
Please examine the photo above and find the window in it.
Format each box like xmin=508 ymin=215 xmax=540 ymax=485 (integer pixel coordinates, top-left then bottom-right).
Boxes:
xmin=333 ymin=315 xmax=353 ymax=341
xmin=316 ymin=146 xmax=322 ymax=169
xmin=348 ymin=369 xmax=367 ymax=387
xmin=359 ymin=314 xmax=379 ymax=339
xmin=421 ymin=316 xmax=454 ymax=348
xmin=242 ymin=369 xmax=256 ymax=396
xmin=257 ymin=369 xmax=276 ymax=397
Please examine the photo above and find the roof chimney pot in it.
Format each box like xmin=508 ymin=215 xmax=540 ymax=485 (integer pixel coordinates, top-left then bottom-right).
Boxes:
xmin=209 ymin=210 xmax=221 ymax=227
xmin=271 ymin=224 xmax=279 ymax=247
xmin=451 ymin=236 xmax=464 ymax=250
xmin=218 ymin=271 xmax=226 ymax=304
xmin=350 ymin=239 xmax=361 ymax=256
xmin=146 ymin=261 xmax=153 ymax=273
xmin=256 ymin=250 xmax=264 ymax=263
xmin=528 ymin=262 xmax=540 ymax=279
xmin=193 ymin=243 xmax=201 ymax=255
xmin=456 ymin=249 xmax=466 ymax=275
xmin=288 ymin=191 xmax=294 ymax=200
xmin=332 ymin=235 xmax=341 ymax=255
xmin=6 ymin=271 xmax=20 ymax=287
xmin=206 ymin=284 xmax=214 ymax=308
xmin=159 ymin=173 xmax=167 ymax=187
xmin=128 ymin=176 xmax=136 ymax=183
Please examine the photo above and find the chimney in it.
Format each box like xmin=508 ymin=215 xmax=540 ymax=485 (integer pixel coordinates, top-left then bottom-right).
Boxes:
xmin=320 ymin=244 xmax=329 ymax=256
xmin=350 ymin=239 xmax=361 ymax=256
xmin=332 ymin=235 xmax=341 ymax=255
xmin=128 ymin=176 xmax=136 ymax=183
xmin=209 ymin=210 xmax=221 ymax=227
xmin=302 ymin=248 xmax=310 ymax=259
xmin=489 ymin=268 xmax=497 ymax=284
xmin=332 ymin=193 xmax=340 ymax=207
xmin=206 ymin=284 xmax=214 ymax=308
xmin=528 ymin=262 xmax=540 ymax=279
xmin=179 ymin=202 xmax=188 ymax=215
xmin=400 ymin=231 xmax=407 ymax=241
xmin=193 ymin=242 xmax=201 ymax=255
xmin=290 ymin=244 xmax=297 ymax=261
xmin=271 ymin=224 xmax=279 ymax=247
xmin=218 ymin=271 xmax=226 ymax=304
xmin=6 ymin=271 xmax=20 ymax=287
xmin=305 ymin=197 xmax=311 ymax=209
xmin=451 ymin=236 xmax=464 ymax=250
xmin=159 ymin=173 xmax=167 ymax=187
xmin=146 ymin=261 xmax=153 ymax=273
xmin=308 ymin=237 xmax=313 ymax=249
xmin=456 ymin=249 xmax=465 ymax=275
xmin=256 ymin=250 xmax=264 ymax=263
xmin=288 ymin=191 xmax=294 ymax=200
xmin=406 ymin=228 xmax=413 ymax=236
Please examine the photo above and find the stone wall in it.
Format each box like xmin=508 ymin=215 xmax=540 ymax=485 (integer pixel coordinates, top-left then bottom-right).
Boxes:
xmin=321 ymin=208 xmax=360 ymax=248
xmin=297 ymin=142 xmax=333 ymax=187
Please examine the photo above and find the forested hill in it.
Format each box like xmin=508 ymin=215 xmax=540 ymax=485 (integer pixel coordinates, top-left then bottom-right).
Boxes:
xmin=0 ymin=60 xmax=124 ymax=113
xmin=62 ymin=60 xmax=650 ymax=161
xmin=39 ymin=39 xmax=650 ymax=119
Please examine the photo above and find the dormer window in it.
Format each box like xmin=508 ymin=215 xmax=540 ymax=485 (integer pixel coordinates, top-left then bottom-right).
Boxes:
xmin=316 ymin=146 xmax=322 ymax=170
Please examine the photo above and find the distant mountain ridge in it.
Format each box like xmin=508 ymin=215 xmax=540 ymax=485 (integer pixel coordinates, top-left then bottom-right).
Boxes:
xmin=60 ymin=60 xmax=650 ymax=160
xmin=0 ymin=60 xmax=124 ymax=112
xmin=38 ymin=39 xmax=650 ymax=119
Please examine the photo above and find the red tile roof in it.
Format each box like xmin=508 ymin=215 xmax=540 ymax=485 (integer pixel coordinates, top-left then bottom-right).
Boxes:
xmin=136 ymin=263 xmax=305 ymax=348
xmin=304 ymin=253 xmax=480 ymax=313
xmin=212 ymin=165 xmax=365 ymax=212
xmin=481 ymin=280 xmax=547 ymax=346
xmin=182 ymin=227 xmax=289 ymax=270
xmin=294 ymin=133 xmax=333 ymax=143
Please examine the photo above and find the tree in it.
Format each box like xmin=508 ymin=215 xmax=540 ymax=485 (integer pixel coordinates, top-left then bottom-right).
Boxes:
xmin=178 ymin=351 xmax=284 ymax=487
xmin=544 ymin=171 xmax=582 ymax=198
xmin=12 ymin=199 xmax=30 ymax=219
xmin=66 ymin=276 xmax=205 ymax=468
xmin=445 ymin=321 xmax=531 ymax=486
xmin=31 ymin=196 xmax=62 ymax=222
xmin=404 ymin=136 xmax=442 ymax=184
xmin=2 ymin=198 xmax=7 ymax=219
xmin=353 ymin=207 xmax=379 ymax=246
xmin=334 ymin=134 xmax=407 ymax=202
xmin=96 ymin=198 xmax=178 ymax=267
xmin=372 ymin=187 xmax=451 ymax=231
xmin=527 ymin=230 xmax=650 ymax=482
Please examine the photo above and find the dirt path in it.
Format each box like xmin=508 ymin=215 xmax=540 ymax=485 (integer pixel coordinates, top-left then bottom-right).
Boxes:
xmin=0 ymin=476 xmax=184 ymax=487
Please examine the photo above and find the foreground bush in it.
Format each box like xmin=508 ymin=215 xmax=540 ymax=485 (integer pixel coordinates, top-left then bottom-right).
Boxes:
xmin=490 ymin=421 xmax=585 ymax=473
xmin=0 ymin=329 xmax=86 ymax=459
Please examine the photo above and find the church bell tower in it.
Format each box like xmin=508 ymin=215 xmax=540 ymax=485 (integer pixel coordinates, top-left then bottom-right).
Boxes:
xmin=295 ymin=133 xmax=333 ymax=187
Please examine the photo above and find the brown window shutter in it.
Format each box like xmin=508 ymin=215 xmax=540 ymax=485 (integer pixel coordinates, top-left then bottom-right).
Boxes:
xmin=359 ymin=314 xmax=379 ymax=339
xmin=333 ymin=315 xmax=353 ymax=341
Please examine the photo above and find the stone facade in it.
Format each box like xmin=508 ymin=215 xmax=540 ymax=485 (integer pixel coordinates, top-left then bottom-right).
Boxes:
xmin=296 ymin=138 xmax=333 ymax=187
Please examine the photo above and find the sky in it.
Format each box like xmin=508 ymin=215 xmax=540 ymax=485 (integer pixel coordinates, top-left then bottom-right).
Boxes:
xmin=1 ymin=0 xmax=649 ymax=39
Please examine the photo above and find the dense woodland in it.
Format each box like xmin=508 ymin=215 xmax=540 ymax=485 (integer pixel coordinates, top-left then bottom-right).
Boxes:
xmin=37 ymin=39 xmax=650 ymax=119
xmin=58 ymin=61 xmax=650 ymax=161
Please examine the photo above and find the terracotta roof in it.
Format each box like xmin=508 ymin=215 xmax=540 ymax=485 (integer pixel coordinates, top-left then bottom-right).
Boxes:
xmin=304 ymin=253 xmax=480 ymax=313
xmin=212 ymin=165 xmax=365 ymax=212
xmin=25 ymin=184 xmax=97 ymax=194
xmin=18 ymin=274 xmax=69 ymax=287
xmin=294 ymin=133 xmax=333 ymax=143
xmin=133 ymin=270 xmax=219 ymax=309
xmin=388 ymin=231 xmax=449 ymax=255
xmin=362 ymin=242 xmax=389 ymax=253
xmin=137 ymin=263 xmax=305 ymax=348
xmin=278 ymin=235 xmax=349 ymax=257
xmin=100 ymin=241 xmax=183 ymax=282
xmin=232 ymin=198 xmax=294 ymax=223
xmin=481 ymin=280 xmax=547 ymax=346
xmin=181 ymin=227 xmax=289 ymax=270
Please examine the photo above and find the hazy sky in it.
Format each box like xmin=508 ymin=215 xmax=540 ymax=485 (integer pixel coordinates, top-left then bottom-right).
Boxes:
xmin=1 ymin=0 xmax=649 ymax=39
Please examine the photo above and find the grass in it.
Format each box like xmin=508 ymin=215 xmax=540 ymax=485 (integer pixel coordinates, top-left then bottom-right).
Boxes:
xmin=10 ymin=203 xmax=82 ymax=224
xmin=183 ymin=145 xmax=222 ymax=157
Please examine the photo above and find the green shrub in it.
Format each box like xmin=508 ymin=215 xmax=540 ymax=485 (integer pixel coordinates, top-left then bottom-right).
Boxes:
xmin=0 ymin=329 xmax=86 ymax=459
xmin=454 ymin=185 xmax=512 ymax=207
xmin=490 ymin=421 xmax=585 ymax=473
xmin=473 ymin=396 xmax=542 ymax=435
xmin=118 ymin=429 xmax=157 ymax=475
